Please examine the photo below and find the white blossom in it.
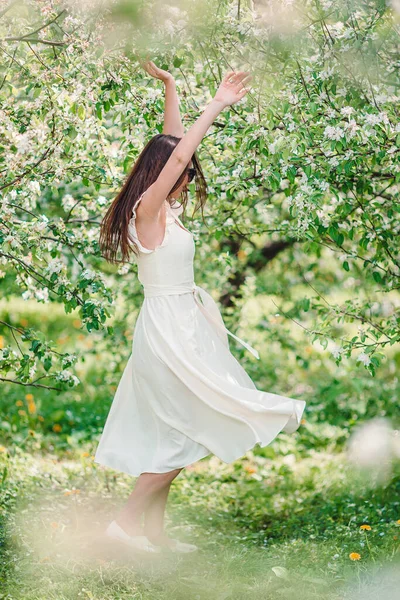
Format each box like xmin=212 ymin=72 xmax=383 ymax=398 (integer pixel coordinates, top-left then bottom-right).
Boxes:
xmin=324 ymin=125 xmax=345 ymax=140
xmin=62 ymin=194 xmax=76 ymax=211
xmin=364 ymin=112 xmax=389 ymax=126
xmin=35 ymin=287 xmax=49 ymax=302
xmin=340 ymin=106 xmax=355 ymax=116
xmin=331 ymin=344 xmax=342 ymax=359
xmin=357 ymin=352 xmax=371 ymax=366
xmin=46 ymin=258 xmax=65 ymax=275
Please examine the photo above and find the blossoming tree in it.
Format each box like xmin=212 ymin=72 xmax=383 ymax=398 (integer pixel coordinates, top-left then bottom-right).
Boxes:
xmin=0 ymin=0 xmax=399 ymax=392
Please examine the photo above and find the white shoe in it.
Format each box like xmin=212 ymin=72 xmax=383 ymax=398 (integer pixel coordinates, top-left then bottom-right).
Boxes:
xmin=151 ymin=536 xmax=199 ymax=553
xmin=168 ymin=539 xmax=198 ymax=553
xmin=105 ymin=520 xmax=161 ymax=554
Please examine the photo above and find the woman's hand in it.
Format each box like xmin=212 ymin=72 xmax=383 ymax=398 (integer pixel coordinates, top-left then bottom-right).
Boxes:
xmin=140 ymin=59 xmax=174 ymax=85
xmin=213 ymin=71 xmax=252 ymax=107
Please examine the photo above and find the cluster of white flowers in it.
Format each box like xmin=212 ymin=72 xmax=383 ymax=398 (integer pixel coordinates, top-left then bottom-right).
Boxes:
xmin=319 ymin=208 xmax=333 ymax=228
xmin=74 ymin=204 xmax=89 ymax=220
xmin=35 ymin=287 xmax=49 ymax=302
xmin=318 ymin=180 xmax=330 ymax=192
xmin=324 ymin=125 xmax=345 ymax=140
xmin=27 ymin=181 xmax=41 ymax=195
xmin=281 ymin=178 xmax=290 ymax=189
xmin=56 ymin=369 xmax=80 ymax=386
xmin=62 ymin=194 xmax=76 ymax=211
xmin=34 ymin=214 xmax=49 ymax=233
xmin=117 ymin=263 xmax=131 ymax=275
xmin=340 ymin=106 xmax=355 ymax=117
xmin=46 ymin=258 xmax=66 ymax=276
xmin=4 ymin=234 xmax=20 ymax=249
xmin=357 ymin=352 xmax=371 ymax=366
xmin=287 ymin=92 xmax=299 ymax=104
xmin=81 ymin=268 xmax=97 ymax=280
xmin=319 ymin=67 xmax=335 ymax=81
xmin=343 ymin=119 xmax=358 ymax=138
xmin=328 ymin=156 xmax=340 ymax=167
xmin=331 ymin=344 xmax=343 ymax=359
xmin=97 ymin=195 xmax=108 ymax=206
xmin=62 ymin=353 xmax=78 ymax=367
xmin=364 ymin=112 xmax=390 ymax=126
xmin=246 ymin=112 xmax=259 ymax=124
xmin=13 ymin=132 xmax=31 ymax=155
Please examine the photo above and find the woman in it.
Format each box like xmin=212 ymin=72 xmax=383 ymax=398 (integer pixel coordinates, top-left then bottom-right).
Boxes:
xmin=94 ymin=61 xmax=306 ymax=554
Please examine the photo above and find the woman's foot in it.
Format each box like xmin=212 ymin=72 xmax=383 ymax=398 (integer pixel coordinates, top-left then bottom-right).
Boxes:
xmin=106 ymin=520 xmax=161 ymax=554
xmin=114 ymin=516 xmax=144 ymax=537
xmin=147 ymin=532 xmax=198 ymax=553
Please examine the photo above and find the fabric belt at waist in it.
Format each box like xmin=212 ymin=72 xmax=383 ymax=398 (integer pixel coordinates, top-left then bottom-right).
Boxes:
xmin=142 ymin=282 xmax=260 ymax=360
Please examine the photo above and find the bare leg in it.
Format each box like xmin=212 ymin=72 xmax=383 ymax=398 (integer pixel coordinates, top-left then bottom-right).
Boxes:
xmin=143 ymin=480 xmax=173 ymax=542
xmin=115 ymin=468 xmax=183 ymax=537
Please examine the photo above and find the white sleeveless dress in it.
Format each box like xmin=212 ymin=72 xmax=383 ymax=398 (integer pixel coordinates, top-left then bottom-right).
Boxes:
xmin=94 ymin=192 xmax=306 ymax=477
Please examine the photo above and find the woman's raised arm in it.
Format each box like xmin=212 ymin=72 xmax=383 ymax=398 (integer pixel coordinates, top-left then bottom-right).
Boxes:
xmin=140 ymin=60 xmax=184 ymax=137
xmin=140 ymin=70 xmax=252 ymax=219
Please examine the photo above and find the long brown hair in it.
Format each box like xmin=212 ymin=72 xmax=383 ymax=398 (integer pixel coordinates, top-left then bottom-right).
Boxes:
xmin=99 ymin=134 xmax=208 ymax=264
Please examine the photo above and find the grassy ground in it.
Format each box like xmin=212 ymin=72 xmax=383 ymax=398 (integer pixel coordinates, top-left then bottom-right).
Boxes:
xmin=1 ymin=298 xmax=400 ymax=598
xmin=1 ymin=443 xmax=399 ymax=600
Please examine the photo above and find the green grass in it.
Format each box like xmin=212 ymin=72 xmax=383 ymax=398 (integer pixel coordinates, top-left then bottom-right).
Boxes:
xmin=1 ymin=445 xmax=399 ymax=600
xmin=1 ymin=297 xmax=400 ymax=599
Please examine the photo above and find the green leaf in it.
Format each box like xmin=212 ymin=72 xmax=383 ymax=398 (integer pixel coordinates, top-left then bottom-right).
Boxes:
xmin=173 ymin=57 xmax=184 ymax=68
xmin=77 ymin=105 xmax=85 ymax=120
xmin=287 ymin=166 xmax=297 ymax=183
xmin=372 ymin=271 xmax=382 ymax=283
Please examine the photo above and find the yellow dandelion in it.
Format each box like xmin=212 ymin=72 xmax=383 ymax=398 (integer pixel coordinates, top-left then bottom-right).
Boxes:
xmin=360 ymin=524 xmax=371 ymax=531
xmin=28 ymin=401 xmax=36 ymax=414
xmin=52 ymin=423 xmax=62 ymax=432
xmin=349 ymin=552 xmax=361 ymax=561
xmin=16 ymin=400 xmax=24 ymax=406
xmin=396 ymin=519 xmax=400 ymax=525
xmin=244 ymin=465 xmax=257 ymax=474
xmin=0 ymin=335 xmax=4 ymax=349
xmin=25 ymin=393 xmax=34 ymax=402
xmin=0 ymin=446 xmax=7 ymax=453
xmin=301 ymin=418 xmax=306 ymax=424
xmin=81 ymin=451 xmax=90 ymax=457
xmin=18 ymin=410 xmax=27 ymax=417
